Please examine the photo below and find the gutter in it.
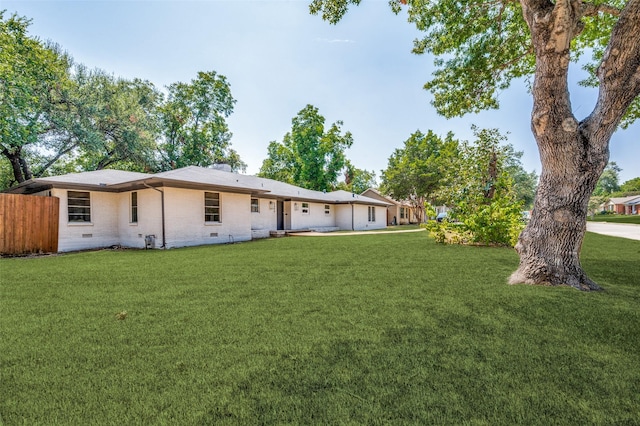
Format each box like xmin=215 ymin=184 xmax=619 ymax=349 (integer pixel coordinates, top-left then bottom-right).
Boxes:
xmin=143 ymin=182 xmax=166 ymax=249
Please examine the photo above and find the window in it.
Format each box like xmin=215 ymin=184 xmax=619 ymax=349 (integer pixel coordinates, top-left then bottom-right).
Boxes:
xmin=68 ymin=191 xmax=91 ymax=222
xmin=301 ymin=202 xmax=309 ymax=214
xmin=251 ymin=198 xmax=259 ymax=213
xmin=368 ymin=206 xmax=376 ymax=222
xmin=205 ymin=192 xmax=221 ymax=222
xmin=324 ymin=204 xmax=330 ymax=215
xmin=131 ymin=192 xmax=138 ymax=223
xmin=400 ymin=207 xmax=406 ymax=219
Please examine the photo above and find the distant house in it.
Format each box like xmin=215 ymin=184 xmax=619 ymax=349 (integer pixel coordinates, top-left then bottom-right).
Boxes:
xmin=601 ymin=195 xmax=640 ymax=215
xmin=4 ymin=166 xmax=390 ymax=252
xmin=359 ymin=188 xmax=449 ymax=225
xmin=360 ymin=188 xmax=419 ymax=225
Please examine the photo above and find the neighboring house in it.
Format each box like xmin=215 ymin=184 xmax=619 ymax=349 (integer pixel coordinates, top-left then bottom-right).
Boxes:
xmin=360 ymin=188 xmax=418 ymax=225
xmin=5 ymin=166 xmax=390 ymax=252
xmin=360 ymin=188 xmax=449 ymax=224
xmin=601 ymin=195 xmax=640 ymax=215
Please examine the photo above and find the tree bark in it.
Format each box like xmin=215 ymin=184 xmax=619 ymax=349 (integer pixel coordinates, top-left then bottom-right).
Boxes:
xmin=510 ymin=0 xmax=640 ymax=290
xmin=2 ymin=147 xmax=30 ymax=184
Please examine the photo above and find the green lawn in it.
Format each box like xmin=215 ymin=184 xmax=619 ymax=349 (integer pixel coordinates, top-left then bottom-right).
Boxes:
xmin=1 ymin=232 xmax=639 ymax=425
xmin=588 ymin=214 xmax=640 ymax=224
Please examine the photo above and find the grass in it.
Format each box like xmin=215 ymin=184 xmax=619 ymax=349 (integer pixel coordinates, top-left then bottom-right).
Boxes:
xmin=588 ymin=214 xmax=640 ymax=224
xmin=1 ymin=232 xmax=639 ymax=425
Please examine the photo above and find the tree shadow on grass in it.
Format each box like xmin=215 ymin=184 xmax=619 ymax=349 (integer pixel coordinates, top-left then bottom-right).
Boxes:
xmin=196 ymin=312 xmax=638 ymax=425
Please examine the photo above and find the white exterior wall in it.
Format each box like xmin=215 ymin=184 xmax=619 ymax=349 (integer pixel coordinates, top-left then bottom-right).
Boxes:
xmin=335 ymin=204 xmax=354 ymax=231
xmin=118 ymin=189 xmax=163 ymax=249
xmin=289 ymin=201 xmax=335 ymax=230
xmin=353 ymin=204 xmax=386 ymax=231
xmin=162 ymin=187 xmax=251 ymax=248
xmin=54 ymin=188 xmax=120 ymax=252
xmin=48 ymin=186 xmax=387 ymax=252
xmin=250 ymin=198 xmax=277 ymax=230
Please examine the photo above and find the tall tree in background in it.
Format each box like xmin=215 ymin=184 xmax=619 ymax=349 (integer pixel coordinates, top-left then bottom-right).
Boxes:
xmin=159 ymin=71 xmax=245 ymax=172
xmin=0 ymin=12 xmax=72 ymax=184
xmin=310 ymin=0 xmax=640 ymax=290
xmin=70 ymin=67 xmax=162 ymax=172
xmin=593 ymin=162 xmax=621 ymax=196
xmin=381 ymin=130 xmax=458 ymax=222
xmin=1 ymin=13 xmax=248 ymax=188
xmin=339 ymin=160 xmax=377 ymax=194
xmin=258 ymin=105 xmax=353 ymax=191
xmin=620 ymin=177 xmax=640 ymax=193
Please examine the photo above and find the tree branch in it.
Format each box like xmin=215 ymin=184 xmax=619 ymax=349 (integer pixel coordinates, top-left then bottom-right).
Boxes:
xmin=585 ymin=0 xmax=640 ymax=138
xmin=582 ymin=2 xmax=622 ymax=17
xmin=33 ymin=138 xmax=79 ymax=178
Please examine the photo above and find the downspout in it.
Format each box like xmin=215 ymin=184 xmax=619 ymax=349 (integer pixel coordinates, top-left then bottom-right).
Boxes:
xmin=351 ymin=202 xmax=354 ymax=231
xmin=143 ymin=182 xmax=166 ymax=249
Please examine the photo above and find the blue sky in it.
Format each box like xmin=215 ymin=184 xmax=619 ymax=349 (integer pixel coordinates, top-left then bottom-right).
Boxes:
xmin=3 ymin=0 xmax=638 ymax=183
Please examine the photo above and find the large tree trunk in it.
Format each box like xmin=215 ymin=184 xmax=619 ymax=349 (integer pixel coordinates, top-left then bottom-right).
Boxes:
xmin=511 ymin=0 xmax=640 ymax=290
xmin=509 ymin=131 xmax=606 ymax=290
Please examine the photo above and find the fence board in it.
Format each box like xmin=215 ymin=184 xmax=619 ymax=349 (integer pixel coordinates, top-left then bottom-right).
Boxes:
xmin=0 ymin=193 xmax=59 ymax=255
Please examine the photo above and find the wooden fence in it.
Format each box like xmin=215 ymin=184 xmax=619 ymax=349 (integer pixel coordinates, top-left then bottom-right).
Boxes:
xmin=0 ymin=193 xmax=59 ymax=255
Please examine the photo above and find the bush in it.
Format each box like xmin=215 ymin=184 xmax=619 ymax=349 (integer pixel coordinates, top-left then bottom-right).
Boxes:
xmin=424 ymin=199 xmax=524 ymax=247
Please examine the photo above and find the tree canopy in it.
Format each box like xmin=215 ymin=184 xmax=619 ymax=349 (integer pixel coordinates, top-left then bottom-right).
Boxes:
xmin=0 ymin=12 xmax=72 ymax=183
xmin=381 ymin=129 xmax=458 ymax=221
xmin=310 ymin=0 xmax=639 ymax=126
xmin=258 ymin=105 xmax=353 ymax=191
xmin=593 ymin=162 xmax=621 ymax=196
xmin=0 ymin=13 xmax=246 ymax=188
xmin=620 ymin=177 xmax=640 ymax=193
xmin=158 ymin=71 xmax=245 ymax=172
xmin=69 ymin=67 xmax=162 ymax=172
xmin=337 ymin=161 xmax=377 ymax=194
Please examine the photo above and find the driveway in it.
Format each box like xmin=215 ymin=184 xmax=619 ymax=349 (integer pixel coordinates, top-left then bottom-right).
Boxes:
xmin=586 ymin=222 xmax=640 ymax=241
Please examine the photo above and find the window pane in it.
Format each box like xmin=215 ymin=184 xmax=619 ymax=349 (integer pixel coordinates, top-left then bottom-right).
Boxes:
xmin=68 ymin=191 xmax=90 ymax=222
xmin=205 ymin=192 xmax=221 ymax=222
xmin=68 ymin=198 xmax=91 ymax=206
xmin=131 ymin=192 xmax=138 ymax=223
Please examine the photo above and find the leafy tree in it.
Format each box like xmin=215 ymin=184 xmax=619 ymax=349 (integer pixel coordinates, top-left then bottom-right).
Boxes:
xmin=0 ymin=13 xmax=164 ymax=186
xmin=381 ymin=130 xmax=458 ymax=222
xmin=619 ymin=177 xmax=640 ymax=193
xmin=588 ymin=194 xmax=608 ymax=216
xmin=0 ymin=158 xmax=14 ymax=190
xmin=159 ymin=71 xmax=245 ymax=172
xmin=258 ymin=105 xmax=353 ymax=191
xmin=593 ymin=162 xmax=621 ymax=195
xmin=510 ymin=167 xmax=538 ymax=211
xmin=67 ymin=67 xmax=162 ymax=172
xmin=0 ymin=12 xmax=72 ymax=184
xmin=428 ymin=127 xmax=525 ymax=246
xmin=338 ymin=161 xmax=377 ymax=194
xmin=310 ymin=0 xmax=640 ymax=290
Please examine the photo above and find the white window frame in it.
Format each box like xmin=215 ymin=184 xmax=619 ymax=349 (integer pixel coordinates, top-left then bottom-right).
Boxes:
xmin=68 ymin=191 xmax=91 ymax=223
xmin=130 ymin=191 xmax=138 ymax=223
xmin=324 ymin=204 xmax=331 ymax=215
xmin=205 ymin=192 xmax=221 ymax=223
xmin=251 ymin=198 xmax=260 ymax=213
xmin=301 ymin=202 xmax=310 ymax=214
xmin=368 ymin=206 xmax=376 ymax=222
